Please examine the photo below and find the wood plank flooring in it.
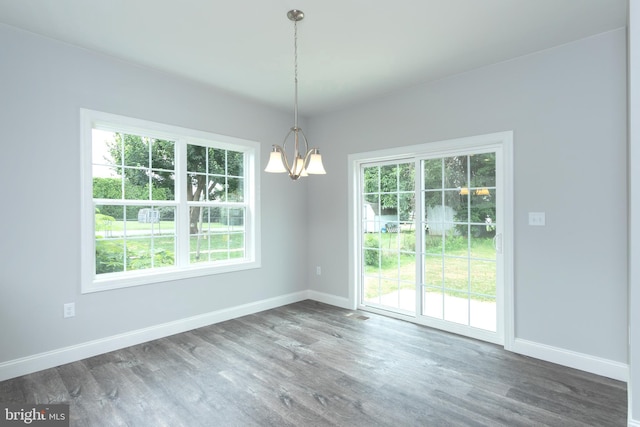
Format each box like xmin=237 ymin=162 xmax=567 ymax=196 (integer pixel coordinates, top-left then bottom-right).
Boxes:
xmin=0 ymin=300 xmax=627 ymax=426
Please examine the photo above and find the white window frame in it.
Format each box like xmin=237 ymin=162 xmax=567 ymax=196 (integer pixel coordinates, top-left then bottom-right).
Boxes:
xmin=80 ymin=109 xmax=261 ymax=293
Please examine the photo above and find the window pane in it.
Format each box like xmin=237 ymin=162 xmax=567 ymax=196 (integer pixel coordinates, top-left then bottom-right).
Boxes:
xmin=380 ymin=165 xmax=397 ymax=193
xmin=154 ymin=236 xmax=176 ymax=268
xmin=444 ymin=257 xmax=468 ymax=292
xmin=127 ymin=238 xmax=153 ymax=271
xmin=205 ymin=175 xmax=225 ymax=201
xmin=445 ymin=228 xmax=468 ymax=256
xmin=93 ymin=129 xmax=118 ymax=166
xmin=470 ymin=153 xmax=495 ymax=188
xmin=444 ymin=156 xmax=467 ymax=189
xmin=398 ymin=281 xmax=415 ymax=312
xmin=189 ymin=207 xmax=246 ymax=264
xmin=123 ymin=169 xmax=149 ymax=200
xmin=93 ymin=173 xmax=123 ymax=199
xmin=470 ymin=260 xmax=496 ymax=297
xmin=399 ymin=254 xmax=416 ymax=283
xmin=380 ymin=278 xmax=399 ymax=305
xmin=423 ymin=287 xmax=443 ymax=319
xmin=121 ymin=134 xmax=150 ymax=168
xmin=189 ymin=205 xmax=205 ymax=234
xmin=190 ymin=206 xmax=210 ymax=263
xmin=229 ymin=208 xmax=245 ymax=228
xmin=444 ymin=190 xmax=465 ymax=223
xmin=207 ymin=147 xmax=225 ymax=175
xmin=470 ymin=190 xmax=495 ymax=225
xmin=424 ymin=190 xmax=442 ymax=234
xmin=423 ymin=158 xmax=442 ymax=189
xmin=229 ymin=233 xmax=245 ymax=260
xmin=151 ymin=169 xmax=174 ymax=201
xmin=380 ymin=250 xmax=399 ymax=279
xmin=95 ymin=205 xmax=120 ymax=238
xmin=190 ymin=237 xmax=209 ymax=263
xmin=363 ymin=166 xmax=380 ymax=193
xmin=227 ymin=151 xmax=244 ymax=176
xmin=398 ymin=163 xmax=414 ymax=191
xmin=470 ymin=296 xmax=496 ymax=331
xmin=95 ymin=203 xmax=177 ymax=274
xmin=92 ymin=129 xmax=122 ymax=199
xmin=188 ymin=174 xmax=207 ymax=202
xmin=470 ymin=226 xmax=496 ymax=259
xmin=157 ymin=208 xmax=176 ymax=239
xmin=363 ymin=195 xmax=380 ymax=233
xmin=364 ymin=248 xmax=381 ymax=270
xmin=424 ymin=255 xmax=443 ymax=286
xmin=227 ymin=177 xmax=244 ymax=202
xmin=444 ymin=290 xmax=469 ymax=325
xmin=399 ymin=193 xmax=414 ymax=223
xmin=96 ymin=239 xmax=125 ymax=274
xmin=150 ymin=139 xmax=175 ymax=171
xmin=187 ymin=144 xmax=207 ymax=173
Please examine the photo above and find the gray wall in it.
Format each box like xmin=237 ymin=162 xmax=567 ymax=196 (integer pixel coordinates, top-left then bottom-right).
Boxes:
xmin=307 ymin=29 xmax=628 ymax=363
xmin=0 ymin=24 xmax=308 ymax=363
xmin=0 ymin=20 xmax=630 ymax=394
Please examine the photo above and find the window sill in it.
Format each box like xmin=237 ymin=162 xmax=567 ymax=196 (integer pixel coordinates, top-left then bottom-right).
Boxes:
xmin=82 ymin=259 xmax=261 ymax=294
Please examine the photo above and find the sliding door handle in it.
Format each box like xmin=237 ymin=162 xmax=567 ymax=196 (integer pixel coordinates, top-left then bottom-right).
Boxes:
xmin=493 ymin=233 xmax=503 ymax=254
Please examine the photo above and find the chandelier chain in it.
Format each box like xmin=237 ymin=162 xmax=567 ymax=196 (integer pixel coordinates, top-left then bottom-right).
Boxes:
xmin=293 ymin=18 xmax=299 ymax=129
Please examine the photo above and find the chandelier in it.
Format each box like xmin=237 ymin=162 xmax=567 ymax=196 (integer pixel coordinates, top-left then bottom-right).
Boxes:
xmin=264 ymin=9 xmax=326 ymax=180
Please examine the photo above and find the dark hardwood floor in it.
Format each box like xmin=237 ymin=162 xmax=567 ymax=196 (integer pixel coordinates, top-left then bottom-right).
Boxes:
xmin=0 ymin=300 xmax=627 ymax=426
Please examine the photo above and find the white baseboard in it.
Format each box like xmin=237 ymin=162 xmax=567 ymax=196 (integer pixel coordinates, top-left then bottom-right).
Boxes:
xmin=307 ymin=290 xmax=352 ymax=309
xmin=629 ymin=418 xmax=640 ymax=427
xmin=0 ymin=292 xmax=629 ymax=390
xmin=512 ymin=338 xmax=628 ymax=382
xmin=0 ymin=291 xmax=309 ymax=382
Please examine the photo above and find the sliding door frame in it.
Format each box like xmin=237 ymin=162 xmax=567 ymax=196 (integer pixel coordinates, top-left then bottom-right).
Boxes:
xmin=348 ymin=131 xmax=514 ymax=350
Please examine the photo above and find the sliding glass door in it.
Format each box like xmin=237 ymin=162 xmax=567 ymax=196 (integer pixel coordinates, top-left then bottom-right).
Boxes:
xmin=420 ymin=153 xmax=497 ymax=333
xmin=355 ymin=134 xmax=510 ymax=345
xmin=361 ymin=161 xmax=416 ymax=314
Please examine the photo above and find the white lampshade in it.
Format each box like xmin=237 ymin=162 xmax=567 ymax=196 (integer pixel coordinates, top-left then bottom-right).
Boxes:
xmin=265 ymin=150 xmax=287 ymax=173
xmin=305 ymin=152 xmax=326 ymax=174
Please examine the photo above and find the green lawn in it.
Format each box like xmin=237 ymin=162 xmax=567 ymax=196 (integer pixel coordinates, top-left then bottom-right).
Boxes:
xmin=95 ymin=225 xmax=245 ymax=274
xmin=364 ymin=232 xmax=496 ymax=301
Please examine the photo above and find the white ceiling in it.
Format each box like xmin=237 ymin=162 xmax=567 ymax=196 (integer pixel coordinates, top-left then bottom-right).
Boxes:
xmin=0 ymin=0 xmax=628 ymax=116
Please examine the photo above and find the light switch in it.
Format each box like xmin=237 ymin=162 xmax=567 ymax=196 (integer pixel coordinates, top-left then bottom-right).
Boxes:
xmin=528 ymin=212 xmax=546 ymax=226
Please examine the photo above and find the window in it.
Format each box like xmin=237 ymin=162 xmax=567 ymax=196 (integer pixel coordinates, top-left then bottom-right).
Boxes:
xmin=81 ymin=109 xmax=260 ymax=293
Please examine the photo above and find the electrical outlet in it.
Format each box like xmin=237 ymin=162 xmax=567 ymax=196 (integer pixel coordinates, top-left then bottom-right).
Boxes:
xmin=316 ymin=266 xmax=321 ymax=276
xmin=64 ymin=303 xmax=75 ymax=318
xmin=528 ymin=212 xmax=546 ymax=226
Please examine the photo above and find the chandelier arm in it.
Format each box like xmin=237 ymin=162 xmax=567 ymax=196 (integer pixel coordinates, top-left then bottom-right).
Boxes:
xmin=297 ymin=128 xmax=310 ymax=156
xmin=279 ymin=129 xmax=295 ymax=175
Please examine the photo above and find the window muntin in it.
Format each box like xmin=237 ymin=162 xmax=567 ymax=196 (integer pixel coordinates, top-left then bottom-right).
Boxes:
xmin=81 ymin=109 xmax=260 ymax=293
